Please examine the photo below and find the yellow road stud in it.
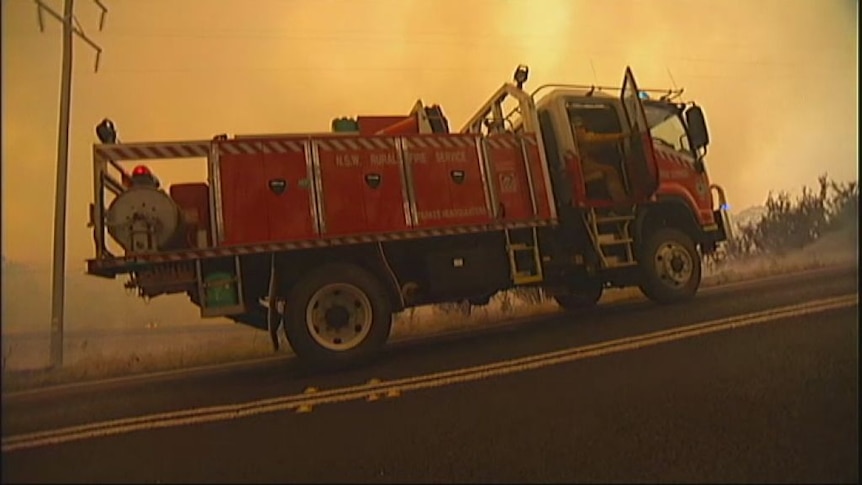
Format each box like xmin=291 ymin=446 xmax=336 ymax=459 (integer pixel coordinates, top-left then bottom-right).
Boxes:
xmin=366 ymin=378 xmax=382 ymax=402
xmin=296 ymin=387 xmax=318 ymax=413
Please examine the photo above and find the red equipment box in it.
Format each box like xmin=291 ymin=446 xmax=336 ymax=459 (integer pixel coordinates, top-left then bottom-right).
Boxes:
xmin=357 ymin=116 xmax=415 ymax=136
xmin=405 ymin=134 xmax=493 ymax=229
xmin=484 ymin=134 xmax=552 ymax=222
xmin=216 ymin=133 xmax=552 ymax=248
xmin=170 ymin=182 xmax=211 ymax=248
xmin=217 ymin=138 xmax=317 ymax=246
xmin=315 ymin=136 xmax=409 ymax=236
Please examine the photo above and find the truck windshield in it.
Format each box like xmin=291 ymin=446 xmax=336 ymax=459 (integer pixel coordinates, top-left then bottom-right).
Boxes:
xmin=643 ymin=102 xmax=691 ymax=155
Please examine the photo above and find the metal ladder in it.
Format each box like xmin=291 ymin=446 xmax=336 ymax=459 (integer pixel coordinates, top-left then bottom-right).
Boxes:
xmin=584 ymin=207 xmax=638 ymax=269
xmin=505 ymin=226 xmax=544 ymax=285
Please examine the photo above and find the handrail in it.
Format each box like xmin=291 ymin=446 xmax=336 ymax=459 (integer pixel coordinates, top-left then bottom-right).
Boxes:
xmin=459 ymin=83 xmax=541 ymax=135
xmin=530 ymin=83 xmax=685 ymax=103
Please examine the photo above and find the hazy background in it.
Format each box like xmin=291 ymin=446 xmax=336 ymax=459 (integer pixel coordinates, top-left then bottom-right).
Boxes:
xmin=1 ymin=0 xmax=858 ymax=336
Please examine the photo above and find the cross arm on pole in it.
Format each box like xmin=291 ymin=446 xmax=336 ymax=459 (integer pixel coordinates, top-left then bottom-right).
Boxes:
xmin=94 ymin=0 xmax=108 ymax=30
xmin=34 ymin=0 xmax=106 ymax=72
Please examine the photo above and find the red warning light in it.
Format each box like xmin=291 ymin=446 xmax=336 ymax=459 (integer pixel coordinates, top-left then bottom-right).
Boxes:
xmin=132 ymin=165 xmax=151 ymax=176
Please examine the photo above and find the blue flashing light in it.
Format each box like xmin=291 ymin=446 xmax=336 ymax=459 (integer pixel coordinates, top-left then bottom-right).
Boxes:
xmin=638 ymin=91 xmax=649 ymax=100
xmin=720 ymin=203 xmax=730 ymax=211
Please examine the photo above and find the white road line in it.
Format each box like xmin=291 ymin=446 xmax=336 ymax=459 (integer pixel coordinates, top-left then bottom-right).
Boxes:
xmin=2 ymin=294 xmax=856 ymax=453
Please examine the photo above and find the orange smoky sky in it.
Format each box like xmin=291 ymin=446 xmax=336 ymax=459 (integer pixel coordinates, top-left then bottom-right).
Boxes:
xmin=2 ymin=0 xmax=858 ymax=266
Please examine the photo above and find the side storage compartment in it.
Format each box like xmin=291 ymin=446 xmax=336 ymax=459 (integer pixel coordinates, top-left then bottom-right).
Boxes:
xmin=261 ymin=138 xmax=317 ymax=242
xmin=484 ymin=134 xmax=552 ymax=222
xmin=170 ymin=183 xmax=211 ymax=249
xmin=218 ymin=142 xmax=269 ymax=246
xmin=315 ymin=136 xmax=409 ymax=236
xmin=217 ymin=138 xmax=317 ymax=246
xmin=406 ymin=134 xmax=493 ymax=229
xmin=424 ymin=237 xmax=511 ymax=299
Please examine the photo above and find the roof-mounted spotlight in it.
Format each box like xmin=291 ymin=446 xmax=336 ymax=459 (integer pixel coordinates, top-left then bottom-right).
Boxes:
xmin=513 ymin=64 xmax=529 ymax=89
xmin=96 ymin=118 xmax=117 ymax=144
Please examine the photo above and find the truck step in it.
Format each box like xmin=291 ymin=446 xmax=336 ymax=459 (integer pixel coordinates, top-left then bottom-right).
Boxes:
xmin=602 ymin=256 xmax=638 ymax=268
xmin=513 ymin=273 xmax=543 ymax=284
xmin=594 ymin=214 xmax=635 ymax=223
xmin=506 ymin=227 xmax=544 ymax=285
xmin=598 ymin=238 xmax=634 ymax=246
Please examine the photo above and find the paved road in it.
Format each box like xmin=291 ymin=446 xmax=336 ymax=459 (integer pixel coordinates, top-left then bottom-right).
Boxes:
xmin=2 ymin=266 xmax=858 ymax=483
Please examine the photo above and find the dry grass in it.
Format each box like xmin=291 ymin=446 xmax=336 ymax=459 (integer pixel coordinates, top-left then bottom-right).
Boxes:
xmin=703 ymin=226 xmax=857 ymax=286
xmin=2 ymin=234 xmax=856 ymax=393
xmin=1 ymin=332 xmax=276 ymax=392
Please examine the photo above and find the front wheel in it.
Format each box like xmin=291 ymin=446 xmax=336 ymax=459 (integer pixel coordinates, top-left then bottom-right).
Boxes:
xmin=284 ymin=263 xmax=392 ymax=365
xmin=638 ymin=228 xmax=701 ymax=304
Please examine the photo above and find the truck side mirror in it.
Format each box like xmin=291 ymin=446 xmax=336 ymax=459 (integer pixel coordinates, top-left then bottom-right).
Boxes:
xmin=685 ymin=105 xmax=709 ymax=149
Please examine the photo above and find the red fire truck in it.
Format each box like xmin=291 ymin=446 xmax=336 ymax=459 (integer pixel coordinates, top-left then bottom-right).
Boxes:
xmin=87 ymin=65 xmax=731 ymax=365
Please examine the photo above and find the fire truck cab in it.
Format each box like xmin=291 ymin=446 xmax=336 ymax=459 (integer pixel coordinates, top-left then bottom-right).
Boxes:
xmin=459 ymin=66 xmax=729 ymax=307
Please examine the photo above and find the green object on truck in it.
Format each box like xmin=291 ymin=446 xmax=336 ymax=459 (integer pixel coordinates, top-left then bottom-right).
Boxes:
xmin=204 ymin=272 xmax=238 ymax=307
xmin=331 ymin=117 xmax=359 ymax=133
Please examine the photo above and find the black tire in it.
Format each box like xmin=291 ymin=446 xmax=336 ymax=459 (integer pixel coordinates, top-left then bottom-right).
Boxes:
xmin=553 ymin=280 xmax=603 ymax=312
xmin=638 ymin=228 xmax=701 ymax=304
xmin=284 ymin=263 xmax=392 ymax=365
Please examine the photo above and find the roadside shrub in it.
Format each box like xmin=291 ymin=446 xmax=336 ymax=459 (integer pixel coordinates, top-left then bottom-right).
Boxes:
xmin=712 ymin=173 xmax=857 ymax=266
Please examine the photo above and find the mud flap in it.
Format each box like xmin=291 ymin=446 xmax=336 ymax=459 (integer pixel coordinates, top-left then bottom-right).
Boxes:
xmin=267 ymin=253 xmax=281 ymax=351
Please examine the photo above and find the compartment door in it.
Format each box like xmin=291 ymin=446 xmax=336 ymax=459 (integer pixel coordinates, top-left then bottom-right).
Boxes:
xmin=316 ymin=139 xmax=369 ymax=236
xmin=263 ymin=139 xmax=317 ymax=242
xmin=485 ymin=135 xmax=534 ymax=222
xmin=405 ymin=135 xmax=492 ymax=228
xmin=316 ymin=137 xmax=409 ymax=236
xmin=218 ymin=141 xmax=269 ymax=246
xmin=361 ymin=138 xmax=409 ymax=234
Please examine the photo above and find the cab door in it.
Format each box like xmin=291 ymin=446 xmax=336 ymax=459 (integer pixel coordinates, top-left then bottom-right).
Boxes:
xmin=620 ymin=66 xmax=660 ymax=201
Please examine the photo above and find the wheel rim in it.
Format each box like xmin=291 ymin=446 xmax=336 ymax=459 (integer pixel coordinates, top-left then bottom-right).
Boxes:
xmin=306 ymin=283 xmax=373 ymax=351
xmin=653 ymin=241 xmax=694 ymax=288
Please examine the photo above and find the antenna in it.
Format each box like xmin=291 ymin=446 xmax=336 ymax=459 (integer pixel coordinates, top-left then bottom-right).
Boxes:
xmin=666 ymin=66 xmax=679 ymax=91
xmin=589 ymin=59 xmax=599 ymax=85
xmin=661 ymin=67 xmax=684 ymax=101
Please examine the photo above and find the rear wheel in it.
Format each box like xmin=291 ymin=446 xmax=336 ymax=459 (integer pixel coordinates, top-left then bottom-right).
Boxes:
xmin=284 ymin=263 xmax=392 ymax=365
xmin=553 ymin=280 xmax=604 ymax=312
xmin=638 ymin=228 xmax=701 ymax=304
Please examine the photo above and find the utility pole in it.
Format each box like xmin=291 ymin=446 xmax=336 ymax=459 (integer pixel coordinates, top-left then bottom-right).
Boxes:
xmin=34 ymin=0 xmax=107 ymax=368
